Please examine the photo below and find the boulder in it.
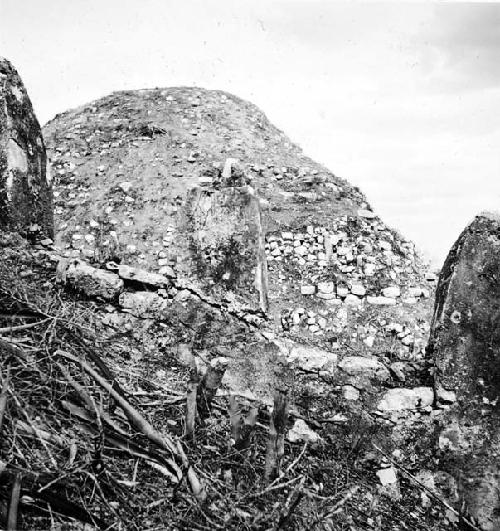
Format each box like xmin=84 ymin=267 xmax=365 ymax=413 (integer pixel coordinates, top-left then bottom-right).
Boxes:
xmin=350 ymin=283 xmax=366 ymax=296
xmin=366 ymin=296 xmax=396 ymax=306
xmin=358 ymin=209 xmax=376 ymax=219
xmin=301 ymin=285 xmax=315 ymax=295
xmin=338 ymin=356 xmax=390 ymax=384
xmin=0 ymin=58 xmax=53 ymax=236
xmin=178 ymin=186 xmax=268 ymax=312
xmin=287 ymin=344 xmax=338 ymax=372
xmin=382 ymin=286 xmax=400 ymax=298
xmin=427 ymin=213 xmax=500 ymax=530
xmin=63 ymin=260 xmax=123 ymax=300
xmin=342 ymin=385 xmax=360 ymax=401
xmin=119 ymin=291 xmax=169 ymax=318
xmin=117 ymin=264 xmax=172 ymax=287
xmin=344 ymin=294 xmax=361 ymax=306
xmin=317 ymin=281 xmax=334 ymax=294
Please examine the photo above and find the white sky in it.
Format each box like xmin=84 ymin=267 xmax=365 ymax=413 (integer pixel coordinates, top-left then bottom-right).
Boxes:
xmin=1 ymin=0 xmax=500 ymax=267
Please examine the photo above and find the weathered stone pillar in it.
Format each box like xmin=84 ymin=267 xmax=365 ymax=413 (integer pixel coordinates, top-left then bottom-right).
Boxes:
xmin=179 ymin=184 xmax=268 ymax=313
xmin=0 ymin=58 xmax=53 ymax=237
xmin=428 ymin=212 xmax=500 ymax=530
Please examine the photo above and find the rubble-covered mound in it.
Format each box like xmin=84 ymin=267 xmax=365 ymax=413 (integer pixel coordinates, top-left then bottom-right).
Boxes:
xmin=43 ymin=86 xmax=366 ymax=270
xmin=0 ymin=72 xmax=460 ymax=529
xmin=43 ymin=88 xmax=435 ymax=362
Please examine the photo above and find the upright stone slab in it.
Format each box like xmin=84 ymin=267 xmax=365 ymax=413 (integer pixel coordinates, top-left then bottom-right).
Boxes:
xmin=428 ymin=212 xmax=500 ymax=530
xmin=179 ymin=184 xmax=268 ymax=312
xmin=0 ymin=58 xmax=53 ymax=236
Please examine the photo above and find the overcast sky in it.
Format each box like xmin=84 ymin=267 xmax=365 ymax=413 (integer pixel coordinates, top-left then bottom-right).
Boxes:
xmin=1 ymin=0 xmax=499 ymax=267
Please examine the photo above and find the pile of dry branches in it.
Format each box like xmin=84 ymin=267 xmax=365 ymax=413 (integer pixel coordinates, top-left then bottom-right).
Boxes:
xmin=0 ymin=249 xmax=209 ymax=529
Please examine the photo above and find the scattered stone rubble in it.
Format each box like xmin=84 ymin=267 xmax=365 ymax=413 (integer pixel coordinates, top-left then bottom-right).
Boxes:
xmin=40 ymin=87 xmax=442 ymax=427
xmin=267 ymin=216 xmax=431 ymax=313
xmin=42 ymin=87 xmax=437 ymax=373
xmin=42 ymin=87 xmax=365 ymax=272
xmin=269 ymin=214 xmax=434 ymax=368
xmin=53 ymin=248 xmax=436 ymax=418
xmin=4 ymin=57 xmax=488 ymax=531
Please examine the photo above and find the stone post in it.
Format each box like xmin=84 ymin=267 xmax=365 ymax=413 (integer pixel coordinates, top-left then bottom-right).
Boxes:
xmin=428 ymin=212 xmax=500 ymax=530
xmin=0 ymin=58 xmax=53 ymax=237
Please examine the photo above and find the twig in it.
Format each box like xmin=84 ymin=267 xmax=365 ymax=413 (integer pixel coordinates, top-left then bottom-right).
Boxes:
xmin=16 ymin=420 xmax=66 ymax=447
xmin=185 ymin=363 xmax=199 ymax=439
xmin=0 ymin=317 xmax=51 ymax=334
xmin=7 ymin=473 xmax=21 ymax=531
xmin=276 ymin=475 xmax=306 ymax=529
xmin=56 ymin=349 xmax=206 ymax=501
xmin=197 ymin=357 xmax=228 ymax=422
xmin=56 ymin=351 xmax=180 ymax=459
xmin=265 ymin=442 xmax=308 ymax=493
xmin=265 ymin=388 xmax=289 ymax=482
xmin=56 ymin=362 xmax=105 ymax=432
xmin=11 ymin=393 xmax=57 ymax=469
xmin=246 ymin=475 xmax=302 ymax=499
xmin=309 ymin=486 xmax=359 ymax=527
xmin=0 ymin=314 xmax=41 ymax=320
xmin=283 ymin=442 xmax=308 ymax=477
xmin=0 ymin=365 xmax=11 ymax=434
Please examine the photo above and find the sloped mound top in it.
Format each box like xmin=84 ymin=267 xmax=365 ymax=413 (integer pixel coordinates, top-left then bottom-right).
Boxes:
xmin=43 ymin=87 xmax=433 ymax=359
xmin=43 ymin=87 xmax=368 ymax=269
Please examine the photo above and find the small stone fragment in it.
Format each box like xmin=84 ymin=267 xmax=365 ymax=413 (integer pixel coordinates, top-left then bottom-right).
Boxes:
xmin=287 ymin=419 xmax=321 ymax=444
xmin=301 ymin=285 xmax=316 ymax=295
xmin=339 ymin=356 xmax=390 ymax=383
xmin=377 ymin=466 xmax=398 ymax=486
xmin=377 ymin=387 xmax=434 ymax=411
xmin=382 ymin=286 xmax=400 ymax=298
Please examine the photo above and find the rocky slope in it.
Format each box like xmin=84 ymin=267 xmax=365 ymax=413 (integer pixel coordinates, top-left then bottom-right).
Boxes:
xmin=43 ymin=88 xmax=435 ymax=368
xmin=0 ymin=62 xmax=468 ymax=530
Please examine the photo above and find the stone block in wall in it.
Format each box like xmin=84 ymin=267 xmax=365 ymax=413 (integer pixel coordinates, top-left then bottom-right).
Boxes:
xmin=61 ymin=259 xmax=123 ymax=300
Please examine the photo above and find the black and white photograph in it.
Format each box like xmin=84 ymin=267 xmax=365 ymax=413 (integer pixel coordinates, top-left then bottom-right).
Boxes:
xmin=0 ymin=1 xmax=499 ymax=529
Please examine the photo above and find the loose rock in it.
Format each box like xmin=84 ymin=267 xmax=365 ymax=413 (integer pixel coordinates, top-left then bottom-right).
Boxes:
xmin=377 ymin=387 xmax=434 ymax=411
xmin=63 ymin=260 xmax=123 ymax=300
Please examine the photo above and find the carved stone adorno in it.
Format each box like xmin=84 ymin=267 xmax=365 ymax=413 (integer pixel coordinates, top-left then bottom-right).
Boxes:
xmin=428 ymin=212 xmax=500 ymax=530
xmin=0 ymin=58 xmax=53 ymax=236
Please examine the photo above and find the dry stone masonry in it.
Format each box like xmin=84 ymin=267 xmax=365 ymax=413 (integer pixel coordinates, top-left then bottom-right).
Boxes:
xmin=0 ymin=58 xmax=53 ymax=237
xmin=40 ymin=86 xmax=441 ymax=426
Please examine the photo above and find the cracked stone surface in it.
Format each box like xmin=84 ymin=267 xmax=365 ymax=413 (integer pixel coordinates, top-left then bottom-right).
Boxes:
xmin=0 ymin=58 xmax=53 ymax=237
xmin=428 ymin=212 xmax=500 ymax=530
